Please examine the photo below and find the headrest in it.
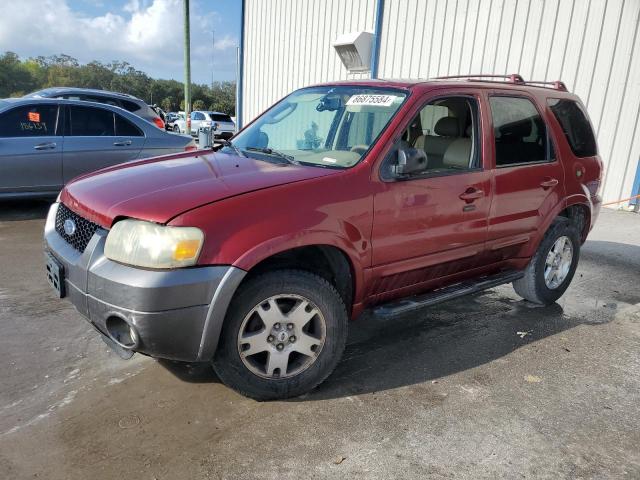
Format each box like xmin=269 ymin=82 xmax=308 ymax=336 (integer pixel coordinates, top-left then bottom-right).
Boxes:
xmin=498 ymin=119 xmax=532 ymax=139
xmin=434 ymin=117 xmax=459 ymax=137
xmin=465 ymin=124 xmax=472 ymax=137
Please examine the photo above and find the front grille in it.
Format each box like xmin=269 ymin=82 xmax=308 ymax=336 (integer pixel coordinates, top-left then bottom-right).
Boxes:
xmin=55 ymin=203 xmax=99 ymax=253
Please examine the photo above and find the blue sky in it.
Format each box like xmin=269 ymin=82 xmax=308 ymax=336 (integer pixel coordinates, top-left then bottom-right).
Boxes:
xmin=0 ymin=0 xmax=242 ymax=83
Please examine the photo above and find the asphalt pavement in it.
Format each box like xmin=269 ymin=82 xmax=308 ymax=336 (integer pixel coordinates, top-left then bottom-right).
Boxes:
xmin=0 ymin=201 xmax=638 ymax=479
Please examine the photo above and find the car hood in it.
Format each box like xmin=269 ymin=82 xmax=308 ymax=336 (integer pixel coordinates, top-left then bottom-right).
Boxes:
xmin=60 ymin=151 xmax=340 ymax=228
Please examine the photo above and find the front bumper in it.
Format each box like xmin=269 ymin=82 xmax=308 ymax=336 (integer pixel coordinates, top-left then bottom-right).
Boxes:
xmin=44 ymin=203 xmax=245 ymax=362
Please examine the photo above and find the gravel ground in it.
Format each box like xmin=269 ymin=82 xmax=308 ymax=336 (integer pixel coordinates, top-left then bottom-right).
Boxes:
xmin=0 ymin=201 xmax=638 ymax=479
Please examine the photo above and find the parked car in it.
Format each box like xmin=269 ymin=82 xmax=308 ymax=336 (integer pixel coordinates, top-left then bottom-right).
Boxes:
xmin=189 ymin=111 xmax=235 ymax=139
xmin=24 ymin=87 xmax=165 ymax=129
xmin=167 ymin=112 xmax=186 ymax=133
xmin=165 ymin=112 xmax=182 ymax=130
xmin=149 ymin=104 xmax=166 ymax=123
xmin=0 ymin=98 xmax=196 ymax=198
xmin=44 ymin=76 xmax=602 ymax=400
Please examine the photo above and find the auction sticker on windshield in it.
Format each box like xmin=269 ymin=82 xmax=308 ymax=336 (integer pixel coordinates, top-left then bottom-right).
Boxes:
xmin=346 ymin=94 xmax=399 ymax=107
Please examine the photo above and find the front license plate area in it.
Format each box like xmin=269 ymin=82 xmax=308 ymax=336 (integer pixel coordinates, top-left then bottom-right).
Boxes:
xmin=45 ymin=252 xmax=65 ymax=298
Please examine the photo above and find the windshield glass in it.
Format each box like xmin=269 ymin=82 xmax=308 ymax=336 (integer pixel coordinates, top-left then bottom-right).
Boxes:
xmin=228 ymin=86 xmax=408 ymax=168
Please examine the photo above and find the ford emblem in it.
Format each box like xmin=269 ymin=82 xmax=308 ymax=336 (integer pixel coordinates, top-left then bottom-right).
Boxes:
xmin=63 ymin=218 xmax=77 ymax=236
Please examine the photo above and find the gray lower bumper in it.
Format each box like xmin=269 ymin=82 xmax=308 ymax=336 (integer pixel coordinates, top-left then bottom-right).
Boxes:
xmin=43 ymin=203 xmax=245 ymax=362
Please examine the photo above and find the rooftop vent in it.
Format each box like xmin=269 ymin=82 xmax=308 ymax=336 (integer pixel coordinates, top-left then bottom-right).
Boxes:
xmin=333 ymin=31 xmax=374 ymax=72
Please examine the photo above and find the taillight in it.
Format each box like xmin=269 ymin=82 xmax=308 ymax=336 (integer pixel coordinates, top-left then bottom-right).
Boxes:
xmin=153 ymin=117 xmax=165 ymax=129
xmin=185 ymin=144 xmax=197 ymax=151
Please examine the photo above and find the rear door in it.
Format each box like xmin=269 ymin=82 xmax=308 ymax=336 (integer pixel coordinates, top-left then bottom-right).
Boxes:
xmin=62 ymin=105 xmax=145 ymax=182
xmin=486 ymin=93 xmax=565 ymax=259
xmin=0 ymin=103 xmax=63 ymax=193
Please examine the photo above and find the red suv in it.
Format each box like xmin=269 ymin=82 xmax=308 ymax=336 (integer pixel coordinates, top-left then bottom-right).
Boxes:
xmin=44 ymin=75 xmax=603 ymax=400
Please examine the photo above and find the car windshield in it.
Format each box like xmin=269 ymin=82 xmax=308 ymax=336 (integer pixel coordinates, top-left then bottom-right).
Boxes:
xmin=228 ymin=86 xmax=408 ymax=168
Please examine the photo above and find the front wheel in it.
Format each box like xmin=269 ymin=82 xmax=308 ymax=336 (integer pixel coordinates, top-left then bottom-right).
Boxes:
xmin=513 ymin=217 xmax=581 ymax=305
xmin=213 ymin=270 xmax=348 ymax=400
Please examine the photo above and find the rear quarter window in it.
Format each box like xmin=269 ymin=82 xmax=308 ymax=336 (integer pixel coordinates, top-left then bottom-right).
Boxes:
xmin=547 ymin=98 xmax=597 ymax=157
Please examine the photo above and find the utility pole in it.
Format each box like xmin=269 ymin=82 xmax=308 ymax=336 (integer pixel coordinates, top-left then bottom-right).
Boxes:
xmin=183 ymin=0 xmax=192 ymax=127
xmin=211 ymin=30 xmax=215 ymax=89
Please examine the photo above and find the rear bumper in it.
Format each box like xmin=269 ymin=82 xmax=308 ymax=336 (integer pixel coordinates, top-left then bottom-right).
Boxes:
xmin=43 ymin=203 xmax=245 ymax=362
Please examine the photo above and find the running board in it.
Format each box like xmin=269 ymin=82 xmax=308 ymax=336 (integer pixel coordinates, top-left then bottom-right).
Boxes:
xmin=373 ymin=270 xmax=524 ymax=318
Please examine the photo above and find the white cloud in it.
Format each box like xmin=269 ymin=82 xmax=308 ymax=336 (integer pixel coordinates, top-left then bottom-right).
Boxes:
xmin=0 ymin=0 xmax=238 ymax=82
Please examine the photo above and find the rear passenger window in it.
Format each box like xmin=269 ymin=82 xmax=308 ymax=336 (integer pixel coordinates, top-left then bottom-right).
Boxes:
xmin=115 ymin=114 xmax=143 ymax=136
xmin=547 ymin=99 xmax=597 ymax=157
xmin=68 ymin=106 xmax=115 ymax=136
xmin=490 ymin=96 xmax=549 ymax=166
xmin=0 ymin=104 xmax=59 ymax=137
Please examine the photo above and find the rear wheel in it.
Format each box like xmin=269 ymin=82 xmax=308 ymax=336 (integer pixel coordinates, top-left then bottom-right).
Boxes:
xmin=213 ymin=270 xmax=348 ymax=400
xmin=513 ymin=217 xmax=580 ymax=305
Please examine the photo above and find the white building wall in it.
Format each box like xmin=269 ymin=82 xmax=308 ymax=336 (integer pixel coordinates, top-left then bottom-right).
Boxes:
xmin=243 ymin=0 xmax=640 ymax=204
xmin=243 ymin=0 xmax=376 ymax=122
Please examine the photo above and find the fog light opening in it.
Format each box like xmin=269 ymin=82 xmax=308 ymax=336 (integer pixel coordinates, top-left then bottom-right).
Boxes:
xmin=105 ymin=316 xmax=139 ymax=350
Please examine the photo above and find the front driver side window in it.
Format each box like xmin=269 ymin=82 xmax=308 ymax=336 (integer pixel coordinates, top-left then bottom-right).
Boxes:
xmin=383 ymin=96 xmax=480 ymax=179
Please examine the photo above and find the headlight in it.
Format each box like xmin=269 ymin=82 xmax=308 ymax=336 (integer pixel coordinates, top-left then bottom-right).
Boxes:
xmin=104 ymin=219 xmax=204 ymax=269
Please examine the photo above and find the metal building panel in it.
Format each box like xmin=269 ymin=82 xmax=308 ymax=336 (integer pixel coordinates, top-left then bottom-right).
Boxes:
xmin=243 ymin=0 xmax=640 ymax=204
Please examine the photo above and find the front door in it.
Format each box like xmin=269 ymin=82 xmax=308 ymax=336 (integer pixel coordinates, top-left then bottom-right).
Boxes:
xmin=486 ymin=94 xmax=565 ymax=259
xmin=0 ymin=103 xmax=62 ymax=194
xmin=370 ymin=94 xmax=491 ymax=299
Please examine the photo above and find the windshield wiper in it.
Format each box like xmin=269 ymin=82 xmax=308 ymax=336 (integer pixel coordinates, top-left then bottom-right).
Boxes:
xmin=245 ymin=146 xmax=298 ymax=165
xmin=220 ymin=140 xmax=245 ymax=157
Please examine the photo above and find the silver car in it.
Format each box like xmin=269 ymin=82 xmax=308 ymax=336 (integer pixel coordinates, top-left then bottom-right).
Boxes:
xmin=0 ymin=98 xmax=196 ymax=199
xmin=189 ymin=111 xmax=236 ymax=139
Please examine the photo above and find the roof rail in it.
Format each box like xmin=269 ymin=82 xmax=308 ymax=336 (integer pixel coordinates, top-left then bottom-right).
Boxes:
xmin=525 ymin=80 xmax=568 ymax=91
xmin=434 ymin=74 xmax=568 ymax=91
xmin=435 ymin=73 xmax=525 ymax=84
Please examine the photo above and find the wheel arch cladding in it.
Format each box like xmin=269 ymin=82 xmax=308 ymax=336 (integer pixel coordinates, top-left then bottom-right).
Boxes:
xmin=237 ymin=244 xmax=355 ymax=313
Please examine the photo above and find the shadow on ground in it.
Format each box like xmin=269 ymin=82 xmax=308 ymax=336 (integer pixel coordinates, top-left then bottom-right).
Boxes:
xmin=0 ymin=200 xmax=51 ymax=221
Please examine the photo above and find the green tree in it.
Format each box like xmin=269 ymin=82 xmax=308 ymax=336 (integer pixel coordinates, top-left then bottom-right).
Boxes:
xmin=161 ymin=97 xmax=173 ymax=112
xmin=0 ymin=51 xmax=236 ymax=115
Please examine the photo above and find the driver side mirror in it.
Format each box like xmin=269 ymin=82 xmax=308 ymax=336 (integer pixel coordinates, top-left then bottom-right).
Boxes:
xmin=391 ymin=146 xmax=428 ymax=176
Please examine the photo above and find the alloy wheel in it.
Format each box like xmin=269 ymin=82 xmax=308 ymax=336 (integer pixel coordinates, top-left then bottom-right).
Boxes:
xmin=237 ymin=294 xmax=327 ymax=379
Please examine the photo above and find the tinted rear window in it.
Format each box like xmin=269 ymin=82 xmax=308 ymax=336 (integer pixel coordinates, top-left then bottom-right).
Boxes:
xmin=547 ymin=99 xmax=597 ymax=157
xmin=122 ymin=100 xmax=142 ymax=112
xmin=68 ymin=105 xmax=115 ymax=136
xmin=209 ymin=113 xmax=232 ymax=122
xmin=115 ymin=113 xmax=143 ymax=136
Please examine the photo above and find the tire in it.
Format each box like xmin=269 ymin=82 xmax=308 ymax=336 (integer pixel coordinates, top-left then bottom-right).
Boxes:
xmin=513 ymin=217 xmax=581 ymax=305
xmin=213 ymin=270 xmax=348 ymax=400
xmin=173 ymin=125 xmax=181 ymax=133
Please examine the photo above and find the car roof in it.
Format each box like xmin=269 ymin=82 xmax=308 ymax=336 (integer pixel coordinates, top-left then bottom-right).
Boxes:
xmin=309 ymin=77 xmax=578 ymax=98
xmin=0 ymin=97 xmax=140 ymax=116
xmin=24 ymin=87 xmax=143 ymax=102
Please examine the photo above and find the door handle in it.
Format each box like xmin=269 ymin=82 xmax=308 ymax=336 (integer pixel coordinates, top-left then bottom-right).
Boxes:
xmin=34 ymin=142 xmax=56 ymax=150
xmin=540 ymin=177 xmax=559 ymax=189
xmin=459 ymin=187 xmax=484 ymax=203
xmin=113 ymin=140 xmax=132 ymax=146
